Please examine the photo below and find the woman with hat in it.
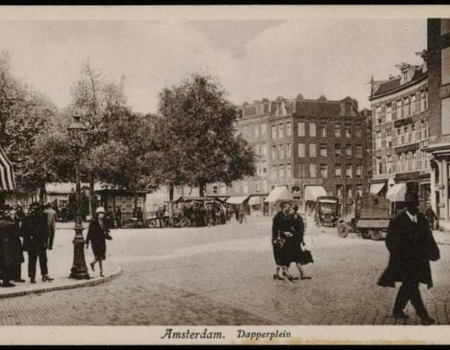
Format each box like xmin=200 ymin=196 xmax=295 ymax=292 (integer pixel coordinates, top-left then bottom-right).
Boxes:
xmin=86 ymin=206 xmax=108 ymax=277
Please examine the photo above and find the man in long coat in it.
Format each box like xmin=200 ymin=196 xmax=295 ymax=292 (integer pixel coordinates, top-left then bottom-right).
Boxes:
xmin=0 ymin=211 xmax=25 ymax=287
xmin=22 ymin=203 xmax=54 ymax=284
xmin=378 ymin=192 xmax=439 ymax=325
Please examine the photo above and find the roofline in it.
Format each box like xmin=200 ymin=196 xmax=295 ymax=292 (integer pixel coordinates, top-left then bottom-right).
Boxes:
xmin=369 ymin=74 xmax=427 ymax=101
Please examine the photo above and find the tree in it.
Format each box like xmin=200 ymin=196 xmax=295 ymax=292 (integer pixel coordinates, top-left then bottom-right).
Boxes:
xmin=155 ymin=74 xmax=256 ymax=199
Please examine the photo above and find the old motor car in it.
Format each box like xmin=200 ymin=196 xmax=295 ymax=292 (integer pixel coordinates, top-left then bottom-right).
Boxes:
xmin=314 ymin=196 xmax=339 ymax=227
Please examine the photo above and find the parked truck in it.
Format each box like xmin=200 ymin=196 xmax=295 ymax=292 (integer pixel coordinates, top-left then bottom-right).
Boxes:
xmin=337 ymin=195 xmax=391 ymax=241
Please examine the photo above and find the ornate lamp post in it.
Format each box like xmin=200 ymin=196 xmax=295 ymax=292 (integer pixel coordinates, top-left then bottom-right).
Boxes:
xmin=68 ymin=114 xmax=90 ymax=280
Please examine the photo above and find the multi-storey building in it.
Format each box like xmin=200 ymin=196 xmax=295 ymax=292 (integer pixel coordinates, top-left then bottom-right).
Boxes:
xmin=207 ymin=95 xmax=370 ymax=215
xmin=424 ymin=19 xmax=450 ymax=221
xmin=369 ymin=54 xmax=430 ymax=210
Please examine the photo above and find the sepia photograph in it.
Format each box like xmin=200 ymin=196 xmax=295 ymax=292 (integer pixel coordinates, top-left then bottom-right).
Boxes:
xmin=1 ymin=4 xmax=450 ymax=345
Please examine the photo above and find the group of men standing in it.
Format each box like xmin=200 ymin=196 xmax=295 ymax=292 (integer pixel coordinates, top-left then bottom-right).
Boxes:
xmin=0 ymin=202 xmax=55 ymax=287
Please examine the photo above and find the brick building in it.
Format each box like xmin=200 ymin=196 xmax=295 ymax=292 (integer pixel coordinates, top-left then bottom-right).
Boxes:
xmin=424 ymin=19 xmax=450 ymax=221
xmin=368 ymin=54 xmax=430 ymax=210
xmin=207 ymin=95 xmax=370 ymax=215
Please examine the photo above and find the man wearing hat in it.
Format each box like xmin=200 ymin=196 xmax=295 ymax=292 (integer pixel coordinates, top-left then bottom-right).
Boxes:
xmin=378 ymin=192 xmax=439 ymax=325
xmin=22 ymin=202 xmax=54 ymax=283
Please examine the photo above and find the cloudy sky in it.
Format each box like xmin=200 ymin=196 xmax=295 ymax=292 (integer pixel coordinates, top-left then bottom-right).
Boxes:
xmin=0 ymin=9 xmax=429 ymax=113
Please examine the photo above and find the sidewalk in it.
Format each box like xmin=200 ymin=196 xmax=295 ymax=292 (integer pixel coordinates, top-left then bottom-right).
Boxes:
xmin=433 ymin=229 xmax=450 ymax=245
xmin=0 ymin=223 xmax=122 ymax=298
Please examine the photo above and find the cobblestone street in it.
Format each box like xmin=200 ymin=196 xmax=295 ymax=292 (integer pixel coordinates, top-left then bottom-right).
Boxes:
xmin=1 ymin=215 xmax=450 ymax=326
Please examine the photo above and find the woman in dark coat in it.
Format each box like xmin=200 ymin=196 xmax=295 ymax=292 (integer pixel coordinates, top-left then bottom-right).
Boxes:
xmin=286 ymin=205 xmax=312 ymax=280
xmin=272 ymin=203 xmax=295 ymax=281
xmin=86 ymin=208 xmax=107 ymax=277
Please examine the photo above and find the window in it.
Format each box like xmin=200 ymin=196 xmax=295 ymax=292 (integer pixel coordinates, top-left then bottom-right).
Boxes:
xmin=424 ymin=119 xmax=429 ymax=139
xmin=298 ymin=143 xmax=305 ymax=158
xmin=310 ymin=123 xmax=316 ymax=137
xmin=345 ymin=125 xmax=352 ymax=138
xmin=375 ymin=131 xmax=382 ymax=149
xmin=346 ymin=165 xmax=352 ymax=178
xmin=272 ymin=125 xmax=277 ymax=140
xmin=310 ymin=164 xmax=317 ymax=178
xmin=278 ymin=124 xmax=284 ymax=139
xmin=261 ymin=123 xmax=267 ymax=137
xmin=347 ymin=186 xmax=353 ymax=199
xmin=255 ymin=125 xmax=260 ymax=137
xmin=386 ymin=103 xmax=392 ymax=122
xmin=243 ymin=182 xmax=249 ymax=194
xmin=255 ymin=182 xmax=261 ymax=193
xmin=398 ymin=154 xmax=404 ymax=173
xmin=212 ymin=185 xmax=218 ymax=194
xmin=335 ymin=124 xmax=341 ymax=137
xmin=278 ymin=144 xmax=284 ymax=159
xmin=392 ymin=154 xmax=398 ymax=173
xmin=320 ymin=164 xmax=328 ymax=178
xmin=320 ymin=144 xmax=327 ymax=157
xmin=320 ymin=124 xmax=327 ymax=137
xmin=356 ymin=145 xmax=363 ymax=158
xmin=298 ymin=163 xmax=305 ymax=178
xmin=397 ymin=100 xmax=403 ymax=119
xmin=386 ymin=128 xmax=392 ymax=147
xmin=271 ymin=145 xmax=277 ymax=160
xmin=404 ymin=97 xmax=411 ymax=117
xmin=286 ymin=143 xmax=292 ymax=158
xmin=356 ymin=185 xmax=363 ymax=197
xmin=272 ymin=165 xmax=277 ymax=180
xmin=346 ymin=144 xmax=352 ymax=157
xmin=411 ymin=95 xmax=417 ymax=115
xmin=355 ymin=124 xmax=362 ymax=138
xmin=335 ymin=164 xmax=342 ymax=177
xmin=421 ymin=90 xmax=428 ymax=111
xmin=356 ymin=164 xmax=363 ymax=177
xmin=286 ymin=122 xmax=292 ymax=137
xmin=279 ymin=165 xmax=284 ymax=179
xmin=386 ymin=155 xmax=392 ymax=174
xmin=442 ymin=98 xmax=450 ymax=134
xmin=407 ymin=152 xmax=412 ymax=171
xmin=411 ymin=124 xmax=416 ymax=143
xmin=442 ymin=47 xmax=450 ymax=85
xmin=298 ymin=122 xmax=305 ymax=137
xmin=405 ymin=126 xmax=411 ymax=144
xmin=412 ymin=151 xmax=417 ymax=170
xmin=286 ymin=164 xmax=291 ymax=179
xmin=336 ymin=185 xmax=343 ymax=198
xmin=261 ymin=144 xmax=267 ymax=158
xmin=309 ymin=143 xmax=317 ymax=158
xmin=335 ymin=143 xmax=341 ymax=157
xmin=262 ymin=162 xmax=267 ymax=175
xmin=376 ymin=157 xmax=382 ymax=175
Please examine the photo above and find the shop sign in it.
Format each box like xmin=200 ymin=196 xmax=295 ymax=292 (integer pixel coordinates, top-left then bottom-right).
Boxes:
xmin=395 ymin=172 xmax=420 ymax=181
xmin=395 ymin=143 xmax=420 ymax=154
xmin=394 ymin=117 xmax=413 ymax=128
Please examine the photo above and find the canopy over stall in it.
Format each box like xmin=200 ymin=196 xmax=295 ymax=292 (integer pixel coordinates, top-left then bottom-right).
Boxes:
xmin=265 ymin=186 xmax=290 ymax=203
xmin=386 ymin=183 xmax=407 ymax=202
xmin=226 ymin=196 xmax=249 ymax=205
xmin=304 ymin=186 xmax=327 ymax=202
xmin=370 ymin=183 xmax=386 ymax=195
xmin=248 ymin=196 xmax=261 ymax=206
xmin=0 ymin=146 xmax=16 ymax=192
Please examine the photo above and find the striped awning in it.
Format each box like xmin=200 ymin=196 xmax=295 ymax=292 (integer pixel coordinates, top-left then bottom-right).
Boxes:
xmin=0 ymin=146 xmax=16 ymax=192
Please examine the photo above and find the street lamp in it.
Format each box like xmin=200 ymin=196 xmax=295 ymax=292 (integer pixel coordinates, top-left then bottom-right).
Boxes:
xmin=68 ymin=114 xmax=90 ymax=280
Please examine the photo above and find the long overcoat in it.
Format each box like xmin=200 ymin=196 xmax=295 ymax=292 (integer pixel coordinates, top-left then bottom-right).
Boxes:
xmin=21 ymin=214 xmax=49 ymax=254
xmin=378 ymin=211 xmax=438 ymax=289
xmin=284 ymin=213 xmax=307 ymax=265
xmin=0 ymin=220 xmax=24 ymax=272
xmin=272 ymin=210 xmax=292 ymax=266
xmin=86 ymin=219 xmax=107 ymax=261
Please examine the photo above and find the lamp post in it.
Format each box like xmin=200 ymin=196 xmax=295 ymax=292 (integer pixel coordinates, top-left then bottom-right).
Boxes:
xmin=68 ymin=114 xmax=90 ymax=280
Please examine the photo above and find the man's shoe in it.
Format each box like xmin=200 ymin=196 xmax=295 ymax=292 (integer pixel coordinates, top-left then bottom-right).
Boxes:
xmin=421 ymin=317 xmax=436 ymax=325
xmin=14 ymin=279 xmax=26 ymax=283
xmin=2 ymin=282 xmax=15 ymax=287
xmin=393 ymin=310 xmax=410 ymax=319
xmin=30 ymin=279 xmax=36 ymax=284
xmin=42 ymin=275 xmax=54 ymax=282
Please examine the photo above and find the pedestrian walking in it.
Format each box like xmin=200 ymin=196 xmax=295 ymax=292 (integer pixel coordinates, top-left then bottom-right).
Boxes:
xmin=43 ymin=203 xmax=57 ymax=250
xmin=378 ymin=192 xmax=440 ymax=325
xmin=287 ymin=205 xmax=312 ymax=280
xmin=22 ymin=202 xmax=54 ymax=284
xmin=115 ymin=206 xmax=123 ymax=229
xmin=425 ymin=204 xmax=438 ymax=231
xmin=86 ymin=207 xmax=108 ymax=277
xmin=271 ymin=202 xmax=295 ymax=282
xmin=0 ymin=210 xmax=25 ymax=287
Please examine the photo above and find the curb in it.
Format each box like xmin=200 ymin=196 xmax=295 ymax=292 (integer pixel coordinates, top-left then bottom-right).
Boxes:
xmin=0 ymin=267 xmax=123 ymax=300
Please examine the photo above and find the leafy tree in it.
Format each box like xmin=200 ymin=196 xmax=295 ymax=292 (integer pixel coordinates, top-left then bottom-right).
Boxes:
xmin=155 ymin=74 xmax=256 ymax=199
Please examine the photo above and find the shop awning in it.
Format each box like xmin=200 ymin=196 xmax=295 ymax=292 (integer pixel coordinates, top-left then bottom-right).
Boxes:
xmin=265 ymin=186 xmax=290 ymax=203
xmin=248 ymin=196 xmax=261 ymax=206
xmin=370 ymin=183 xmax=386 ymax=195
xmin=386 ymin=183 xmax=407 ymax=202
xmin=226 ymin=196 xmax=249 ymax=205
xmin=0 ymin=146 xmax=16 ymax=192
xmin=304 ymin=186 xmax=327 ymax=202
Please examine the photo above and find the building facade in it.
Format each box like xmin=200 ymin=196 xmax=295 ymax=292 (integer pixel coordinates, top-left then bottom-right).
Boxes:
xmin=424 ymin=19 xmax=450 ymax=221
xmin=207 ymin=95 xmax=370 ymax=214
xmin=369 ymin=55 xmax=431 ymax=210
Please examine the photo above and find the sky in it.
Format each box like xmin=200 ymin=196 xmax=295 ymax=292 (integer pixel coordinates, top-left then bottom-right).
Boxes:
xmin=0 ymin=15 xmax=428 ymax=113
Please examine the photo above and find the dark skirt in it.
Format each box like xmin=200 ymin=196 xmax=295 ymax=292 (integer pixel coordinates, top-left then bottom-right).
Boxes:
xmin=272 ymin=241 xmax=286 ymax=267
xmin=284 ymin=237 xmax=309 ymax=265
